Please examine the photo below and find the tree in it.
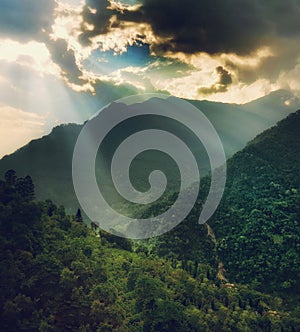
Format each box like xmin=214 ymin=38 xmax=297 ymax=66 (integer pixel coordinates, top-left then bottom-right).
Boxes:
xmin=75 ymin=208 xmax=83 ymax=222
xmin=16 ymin=175 xmax=35 ymax=201
xmin=4 ymin=169 xmax=16 ymax=186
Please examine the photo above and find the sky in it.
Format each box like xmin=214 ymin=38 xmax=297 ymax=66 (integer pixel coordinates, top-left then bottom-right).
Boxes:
xmin=0 ymin=0 xmax=300 ymax=157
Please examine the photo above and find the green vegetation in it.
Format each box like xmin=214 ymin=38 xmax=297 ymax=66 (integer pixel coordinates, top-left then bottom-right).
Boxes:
xmin=143 ymin=111 xmax=300 ymax=297
xmin=1 ymin=110 xmax=300 ymax=331
xmin=1 ymin=171 xmax=300 ymax=331
xmin=210 ymin=110 xmax=300 ymax=298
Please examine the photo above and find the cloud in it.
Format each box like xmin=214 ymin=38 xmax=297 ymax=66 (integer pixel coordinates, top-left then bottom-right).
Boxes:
xmin=278 ymin=57 xmax=300 ymax=92
xmin=223 ymin=39 xmax=300 ymax=87
xmin=0 ymin=0 xmax=88 ymax=89
xmin=0 ymin=0 xmax=56 ymax=42
xmin=0 ymin=1 xmax=90 ymax=89
xmin=0 ymin=39 xmax=60 ymax=76
xmin=78 ymin=0 xmax=150 ymax=54
xmin=217 ymin=66 xmax=232 ymax=86
xmin=141 ymin=0 xmax=269 ymax=55
xmin=46 ymin=38 xmax=86 ymax=85
xmin=78 ymin=0 xmax=300 ymax=56
xmin=74 ymin=0 xmax=300 ymax=101
xmin=1 ymin=0 xmax=299 ymax=107
xmin=198 ymin=66 xmax=232 ymax=95
xmin=79 ymin=0 xmax=118 ymax=45
xmin=0 ymin=105 xmax=46 ymax=158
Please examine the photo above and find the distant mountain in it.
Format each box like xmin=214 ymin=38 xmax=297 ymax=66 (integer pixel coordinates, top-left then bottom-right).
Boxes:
xmin=188 ymin=89 xmax=300 ymax=156
xmin=0 ymin=90 xmax=299 ymax=215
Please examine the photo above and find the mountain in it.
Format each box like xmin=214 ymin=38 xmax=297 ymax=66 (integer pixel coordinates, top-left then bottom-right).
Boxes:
xmin=1 ymin=97 xmax=300 ymax=330
xmin=210 ymin=109 xmax=300 ymax=295
xmin=140 ymin=110 xmax=300 ymax=310
xmin=0 ymin=90 xmax=299 ymax=215
xmin=188 ymin=89 xmax=300 ymax=156
xmin=0 ymin=124 xmax=82 ymax=214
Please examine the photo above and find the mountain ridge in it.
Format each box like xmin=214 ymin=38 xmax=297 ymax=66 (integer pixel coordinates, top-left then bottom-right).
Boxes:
xmin=0 ymin=90 xmax=299 ymax=215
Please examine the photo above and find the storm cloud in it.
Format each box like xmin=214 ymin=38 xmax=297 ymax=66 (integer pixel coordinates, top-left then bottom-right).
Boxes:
xmin=141 ymin=0 xmax=300 ymax=55
xmin=79 ymin=0 xmax=120 ymax=45
xmin=79 ymin=0 xmax=300 ymax=56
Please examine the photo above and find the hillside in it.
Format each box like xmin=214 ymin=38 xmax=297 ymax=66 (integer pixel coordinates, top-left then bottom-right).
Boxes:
xmin=0 ymin=90 xmax=298 ymax=215
xmin=210 ymin=110 xmax=300 ymax=296
xmin=1 ymin=172 xmax=300 ymax=331
xmin=137 ymin=110 xmax=300 ymax=307
xmin=1 ymin=107 xmax=300 ymax=330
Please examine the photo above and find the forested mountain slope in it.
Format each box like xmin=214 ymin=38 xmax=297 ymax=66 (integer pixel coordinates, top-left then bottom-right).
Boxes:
xmin=209 ymin=110 xmax=300 ymax=296
xmin=142 ymin=110 xmax=300 ymax=308
xmin=1 ymin=172 xmax=300 ymax=331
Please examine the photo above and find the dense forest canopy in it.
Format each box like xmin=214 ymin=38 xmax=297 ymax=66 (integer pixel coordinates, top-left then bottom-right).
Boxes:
xmin=1 ymin=170 xmax=300 ymax=331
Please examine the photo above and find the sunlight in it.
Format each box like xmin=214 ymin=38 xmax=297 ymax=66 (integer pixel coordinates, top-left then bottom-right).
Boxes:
xmin=0 ymin=39 xmax=60 ymax=77
xmin=0 ymin=105 xmax=46 ymax=157
xmin=0 ymin=50 xmax=88 ymax=159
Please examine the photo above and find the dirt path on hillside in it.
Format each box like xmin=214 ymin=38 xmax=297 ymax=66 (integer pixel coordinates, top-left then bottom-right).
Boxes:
xmin=205 ymin=223 xmax=228 ymax=282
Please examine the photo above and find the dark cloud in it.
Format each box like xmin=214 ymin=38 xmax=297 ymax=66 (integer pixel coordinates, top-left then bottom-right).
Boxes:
xmin=79 ymin=0 xmax=300 ymax=56
xmin=0 ymin=0 xmax=56 ymax=41
xmin=46 ymin=38 xmax=86 ymax=85
xmin=79 ymin=0 xmax=145 ymax=45
xmin=141 ymin=0 xmax=300 ymax=55
xmin=198 ymin=66 xmax=232 ymax=95
xmin=140 ymin=0 xmax=267 ymax=55
xmin=217 ymin=66 xmax=232 ymax=86
xmin=79 ymin=0 xmax=119 ymax=45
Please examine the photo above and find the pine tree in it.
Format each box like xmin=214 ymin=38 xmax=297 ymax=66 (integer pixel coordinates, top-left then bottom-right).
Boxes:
xmin=4 ymin=169 xmax=16 ymax=186
xmin=75 ymin=208 xmax=83 ymax=222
